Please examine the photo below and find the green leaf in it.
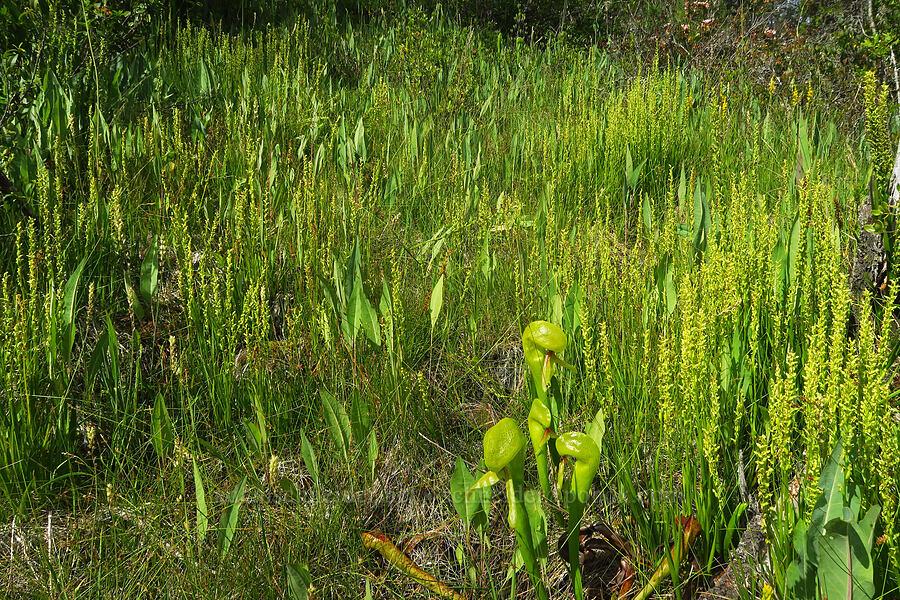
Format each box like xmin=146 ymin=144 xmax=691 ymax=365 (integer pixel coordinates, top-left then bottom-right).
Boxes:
xmin=286 ymin=562 xmax=312 ymax=600
xmin=299 ymin=429 xmax=319 ymax=488
xmin=786 ymin=520 xmax=813 ymax=599
xmin=354 ymin=117 xmax=366 ymax=162
xmin=523 ymin=488 xmax=548 ymax=559
xmin=430 ymin=274 xmax=445 ymax=331
xmin=587 ymin=409 xmax=605 ymax=455
xmin=380 ymin=279 xmax=394 ymax=360
xmin=151 ymin=392 xmax=175 ymax=460
xmin=641 ymin=194 xmax=652 ymax=232
xmin=140 ymin=237 xmax=159 ymax=307
xmin=817 ymin=512 xmax=877 ymax=600
xmin=451 ymin=457 xmax=486 ymax=527
xmin=811 ymin=439 xmax=845 ymax=537
xmin=61 ymin=256 xmax=87 ymax=365
xmin=692 ymin=179 xmax=709 ymax=255
xmin=218 ymin=475 xmax=247 ymax=561
xmin=123 ymin=271 xmax=145 ymax=321
xmin=320 ymin=389 xmax=350 ymax=462
xmin=723 ymin=503 xmax=747 ymax=556
xmin=469 ymin=470 xmax=500 ymax=498
xmin=357 ymin=282 xmax=381 ymax=346
xmin=350 ymin=391 xmax=372 ymax=445
xmin=625 ymin=146 xmax=647 ymax=190
xmin=244 ymin=421 xmax=262 ymax=454
xmin=368 ymin=428 xmax=378 ymax=481
xmin=192 ymin=458 xmax=208 ymax=544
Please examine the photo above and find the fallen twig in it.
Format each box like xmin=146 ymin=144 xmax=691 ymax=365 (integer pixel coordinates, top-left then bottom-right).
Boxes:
xmin=361 ymin=531 xmax=468 ymax=600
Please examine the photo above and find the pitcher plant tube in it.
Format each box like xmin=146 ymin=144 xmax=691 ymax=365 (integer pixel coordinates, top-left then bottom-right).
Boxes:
xmin=556 ymin=431 xmax=601 ymax=600
xmin=469 ymin=418 xmax=547 ymax=600
xmin=528 ymin=398 xmax=555 ymax=498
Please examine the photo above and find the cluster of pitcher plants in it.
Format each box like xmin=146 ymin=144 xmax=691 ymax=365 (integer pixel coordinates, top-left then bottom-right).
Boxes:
xmin=451 ymin=321 xmax=603 ymax=599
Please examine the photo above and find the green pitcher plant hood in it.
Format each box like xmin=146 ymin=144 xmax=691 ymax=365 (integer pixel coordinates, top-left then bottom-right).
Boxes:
xmin=522 ymin=321 xmax=575 ymax=400
xmin=555 ymin=432 xmax=601 ymax=503
xmin=527 ymin=399 xmax=553 ymax=452
xmin=470 ymin=417 xmax=526 ymax=494
xmin=483 ymin=417 xmax=526 ymax=475
xmin=528 ymin=397 xmax=555 ymax=497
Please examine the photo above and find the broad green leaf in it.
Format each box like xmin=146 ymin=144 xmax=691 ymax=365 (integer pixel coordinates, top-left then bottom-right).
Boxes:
xmin=723 ymin=503 xmax=747 ymax=556
xmin=587 ymin=408 xmax=605 ymax=455
xmin=123 ymin=271 xmax=146 ymax=321
xmin=451 ymin=457 xmax=485 ymax=527
xmin=811 ymin=439 xmax=845 ymax=536
xmin=625 ymin=146 xmax=647 ymax=189
xmin=61 ymin=256 xmax=87 ymax=364
xmin=368 ymin=429 xmax=378 ymax=480
xmin=523 ymin=488 xmax=548 ymax=559
xmin=786 ymin=520 xmax=814 ymax=599
xmin=641 ymin=194 xmax=652 ymax=232
xmin=430 ymin=274 xmax=445 ymax=331
xmin=379 ymin=279 xmax=394 ymax=359
xmin=286 ymin=562 xmax=312 ymax=600
xmin=350 ymin=391 xmax=371 ymax=445
xmin=218 ymin=475 xmax=247 ymax=561
xmin=817 ymin=515 xmax=876 ymax=600
xmin=299 ymin=429 xmax=319 ymax=488
xmin=357 ymin=283 xmax=381 ymax=346
xmin=151 ymin=392 xmax=175 ymax=460
xmin=320 ymin=389 xmax=350 ymax=462
xmin=468 ymin=470 xmax=500 ymax=498
xmin=140 ymin=237 xmax=159 ymax=307
xmin=192 ymin=458 xmax=208 ymax=543
xmin=244 ymin=421 xmax=262 ymax=454
xmin=692 ymin=180 xmax=708 ymax=255
xmin=86 ymin=329 xmax=109 ymax=389
xmin=354 ymin=117 xmax=366 ymax=162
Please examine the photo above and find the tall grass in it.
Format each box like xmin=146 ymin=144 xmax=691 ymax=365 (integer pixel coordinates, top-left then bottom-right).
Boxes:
xmin=0 ymin=7 xmax=897 ymax=598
